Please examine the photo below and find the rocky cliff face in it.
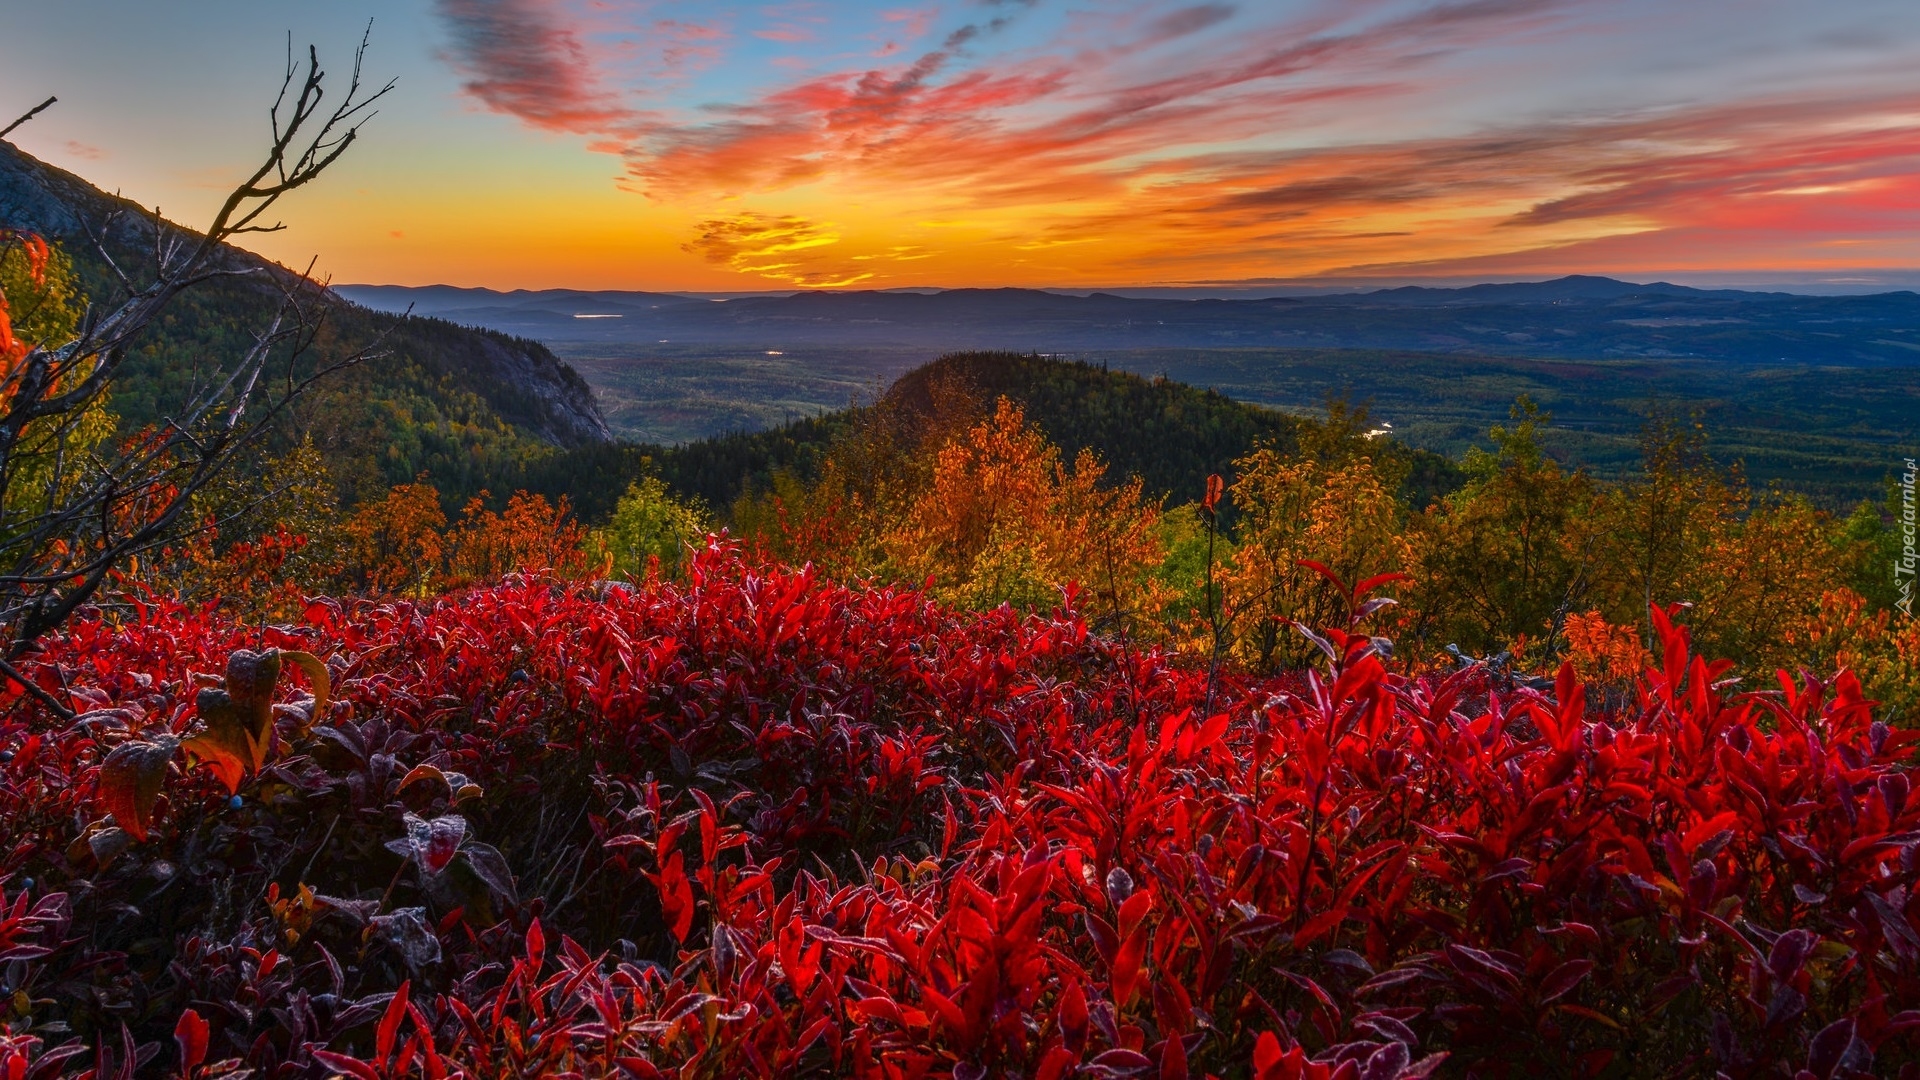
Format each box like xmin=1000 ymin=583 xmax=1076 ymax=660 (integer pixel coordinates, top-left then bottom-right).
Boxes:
xmin=0 ymin=141 xmax=610 ymax=449
xmin=439 ymin=317 xmax=610 ymax=443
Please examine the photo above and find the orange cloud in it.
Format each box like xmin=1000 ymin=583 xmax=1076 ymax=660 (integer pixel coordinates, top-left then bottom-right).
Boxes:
xmin=427 ymin=0 xmax=1920 ymax=287
xmin=682 ymin=212 xmax=873 ymax=286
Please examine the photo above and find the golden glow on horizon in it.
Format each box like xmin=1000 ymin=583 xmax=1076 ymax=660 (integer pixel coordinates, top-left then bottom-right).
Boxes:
xmin=254 ymin=103 xmax=1920 ymax=292
xmin=162 ymin=0 xmax=1920 ymax=291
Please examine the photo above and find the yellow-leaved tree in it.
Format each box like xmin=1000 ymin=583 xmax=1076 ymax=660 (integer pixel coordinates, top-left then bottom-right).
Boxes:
xmin=888 ymin=397 xmax=1165 ymax=619
xmin=1683 ymin=490 xmax=1840 ymax=672
xmin=0 ymin=239 xmax=114 ymax=525
xmin=588 ymin=474 xmax=709 ymax=580
xmin=1584 ymin=417 xmax=1852 ymax=674
xmin=1222 ymin=436 xmax=1410 ymax=671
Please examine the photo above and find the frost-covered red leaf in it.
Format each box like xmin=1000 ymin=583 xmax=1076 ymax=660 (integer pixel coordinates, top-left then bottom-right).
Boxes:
xmin=96 ymin=734 xmax=178 ymax=841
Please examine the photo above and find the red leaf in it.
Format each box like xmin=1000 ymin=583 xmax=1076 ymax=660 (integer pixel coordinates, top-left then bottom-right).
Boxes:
xmin=1059 ymin=978 xmax=1089 ymax=1054
xmin=1093 ymin=1049 xmax=1154 ymax=1070
xmin=311 ymin=1051 xmax=382 ymax=1080
xmin=1538 ymin=959 xmax=1594 ymax=1005
xmin=659 ymin=850 xmax=695 ymax=941
xmin=1117 ymin=889 xmax=1153 ymax=937
xmin=1036 ymin=1047 xmax=1078 ymax=1080
xmin=525 ymin=918 xmax=545 ymax=966
xmin=98 ymin=735 xmax=179 ymax=842
xmin=922 ymin=986 xmax=969 ymax=1037
xmin=399 ymin=813 xmax=468 ymax=876
xmin=377 ymin=981 xmax=411 ymax=1064
xmin=173 ymin=1008 xmax=209 ymax=1074
xmin=1159 ymin=1030 xmax=1189 ymax=1080
xmin=1295 ymin=559 xmax=1346 ymax=595
xmin=1351 ymin=571 xmax=1411 ymax=600
xmin=1253 ymin=1032 xmax=1285 ymax=1078
xmin=1112 ymin=922 xmax=1150 ymax=1006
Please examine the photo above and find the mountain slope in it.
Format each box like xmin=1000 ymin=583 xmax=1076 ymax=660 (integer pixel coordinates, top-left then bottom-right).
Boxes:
xmin=0 ymin=142 xmax=610 ymax=504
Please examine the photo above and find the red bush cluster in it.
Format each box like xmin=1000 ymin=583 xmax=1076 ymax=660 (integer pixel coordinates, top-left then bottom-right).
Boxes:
xmin=2 ymin=544 xmax=1917 ymax=1078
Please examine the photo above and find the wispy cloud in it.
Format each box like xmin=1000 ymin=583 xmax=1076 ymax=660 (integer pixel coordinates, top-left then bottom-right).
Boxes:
xmin=1101 ymin=90 xmax=1920 ymax=277
xmin=682 ymin=212 xmax=874 ymax=286
xmin=649 ymin=18 xmax=733 ymax=82
xmin=434 ymin=0 xmax=638 ymax=133
xmin=430 ymin=0 xmax=1920 ymax=284
xmin=1144 ymin=3 xmax=1239 ymax=42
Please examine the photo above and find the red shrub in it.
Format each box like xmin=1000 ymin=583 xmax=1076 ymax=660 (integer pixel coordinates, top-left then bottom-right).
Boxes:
xmin=0 ymin=543 xmax=1915 ymax=1077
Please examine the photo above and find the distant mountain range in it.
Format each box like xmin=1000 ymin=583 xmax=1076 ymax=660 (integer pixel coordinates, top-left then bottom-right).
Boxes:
xmin=336 ymin=278 xmax=1920 ymax=365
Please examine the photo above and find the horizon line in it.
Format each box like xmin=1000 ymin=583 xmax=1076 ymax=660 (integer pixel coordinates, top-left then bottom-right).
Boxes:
xmin=331 ymin=270 xmax=1920 ymax=299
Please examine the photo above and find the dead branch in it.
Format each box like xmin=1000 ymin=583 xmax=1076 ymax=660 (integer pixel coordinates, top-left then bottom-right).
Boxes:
xmin=0 ymin=96 xmax=56 ymax=142
xmin=0 ymin=36 xmax=391 ymax=655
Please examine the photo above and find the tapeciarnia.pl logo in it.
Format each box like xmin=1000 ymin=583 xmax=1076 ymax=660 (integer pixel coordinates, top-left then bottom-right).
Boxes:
xmin=1899 ymin=457 xmax=1916 ymax=617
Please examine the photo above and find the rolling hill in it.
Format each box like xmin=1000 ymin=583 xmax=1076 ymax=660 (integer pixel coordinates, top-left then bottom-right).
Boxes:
xmin=520 ymin=352 xmax=1465 ymax=525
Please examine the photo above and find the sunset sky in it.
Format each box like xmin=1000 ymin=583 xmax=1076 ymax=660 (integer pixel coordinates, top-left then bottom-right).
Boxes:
xmin=6 ymin=0 xmax=1920 ymax=291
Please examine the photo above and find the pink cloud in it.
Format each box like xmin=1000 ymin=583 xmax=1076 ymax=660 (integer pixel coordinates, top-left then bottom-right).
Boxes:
xmin=881 ymin=6 xmax=938 ymax=40
xmin=652 ymin=19 xmax=732 ymax=81
xmin=600 ymin=0 xmax=1574 ymax=208
xmin=434 ymin=0 xmax=637 ymax=133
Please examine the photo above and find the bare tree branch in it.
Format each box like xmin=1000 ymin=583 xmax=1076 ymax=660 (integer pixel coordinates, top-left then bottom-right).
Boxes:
xmin=0 ymin=36 xmax=392 ymax=658
xmin=0 ymin=96 xmax=57 ymax=142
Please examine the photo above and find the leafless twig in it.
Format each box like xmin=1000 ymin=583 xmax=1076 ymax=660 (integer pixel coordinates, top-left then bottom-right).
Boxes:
xmin=0 ymin=34 xmax=391 ymax=659
xmin=0 ymin=97 xmax=56 ymax=142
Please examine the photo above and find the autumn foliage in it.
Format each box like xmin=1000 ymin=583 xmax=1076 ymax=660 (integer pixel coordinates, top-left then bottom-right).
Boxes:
xmin=744 ymin=390 xmax=1167 ymax=627
xmin=5 ymin=239 xmax=1919 ymax=1078
xmin=1 ymin=545 xmax=1918 ymax=1078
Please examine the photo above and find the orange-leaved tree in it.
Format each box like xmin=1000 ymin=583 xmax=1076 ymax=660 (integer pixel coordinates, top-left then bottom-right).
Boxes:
xmin=1795 ymin=588 xmax=1920 ymax=722
xmin=740 ymin=371 xmax=982 ymax=582
xmin=742 ymin=390 xmax=1165 ymax=621
xmin=339 ymin=482 xmax=447 ymax=596
xmin=335 ymin=483 xmax=596 ymax=596
xmin=1561 ymin=609 xmax=1649 ymax=685
xmin=889 ymin=397 xmax=1165 ymax=619
xmin=444 ymin=490 xmax=592 ymax=586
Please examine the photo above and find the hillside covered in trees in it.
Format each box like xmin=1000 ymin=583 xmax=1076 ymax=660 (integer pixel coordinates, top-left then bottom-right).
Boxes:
xmin=520 ymin=352 xmax=1461 ymax=525
xmin=0 ymin=141 xmax=610 ymax=509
